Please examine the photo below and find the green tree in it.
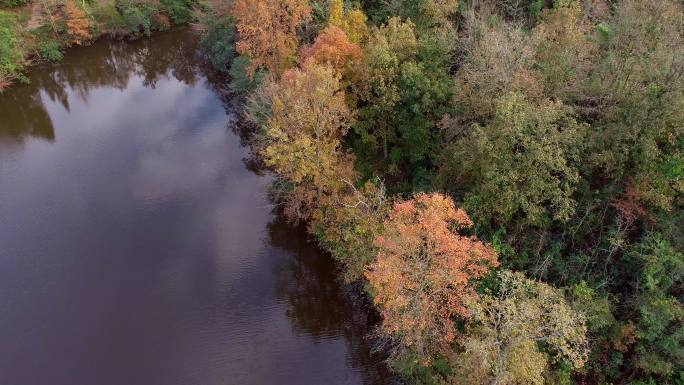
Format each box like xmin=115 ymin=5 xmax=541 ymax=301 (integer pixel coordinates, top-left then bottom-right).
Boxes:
xmin=625 ymin=235 xmax=684 ymax=380
xmin=441 ymin=92 xmax=586 ymax=230
xmin=198 ymin=14 xmax=236 ymax=73
xmin=351 ymin=17 xmax=452 ymax=185
xmin=0 ymin=11 xmax=25 ymax=89
xmin=315 ymin=179 xmax=388 ymax=282
xmin=351 ymin=16 xmax=417 ymax=159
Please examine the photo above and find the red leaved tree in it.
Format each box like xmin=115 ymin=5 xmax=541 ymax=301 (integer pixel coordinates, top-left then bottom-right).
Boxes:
xmin=366 ymin=193 xmax=499 ymax=364
xmin=300 ymin=25 xmax=362 ymax=71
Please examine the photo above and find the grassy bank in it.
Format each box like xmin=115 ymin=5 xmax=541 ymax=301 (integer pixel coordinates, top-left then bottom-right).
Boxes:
xmin=0 ymin=0 xmax=196 ymax=90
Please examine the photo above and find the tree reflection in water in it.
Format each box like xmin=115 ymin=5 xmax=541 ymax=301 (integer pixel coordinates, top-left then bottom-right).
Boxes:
xmin=268 ymin=213 xmax=397 ymax=385
xmin=0 ymin=29 xmax=203 ymax=142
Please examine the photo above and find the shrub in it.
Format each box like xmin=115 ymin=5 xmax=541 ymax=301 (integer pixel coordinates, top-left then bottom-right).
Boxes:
xmin=0 ymin=11 xmax=24 ymax=87
xmin=91 ymin=1 xmax=125 ymax=33
xmin=116 ymin=0 xmax=159 ymax=36
xmin=36 ymin=40 xmax=64 ymax=62
xmin=160 ymin=0 xmax=194 ymax=24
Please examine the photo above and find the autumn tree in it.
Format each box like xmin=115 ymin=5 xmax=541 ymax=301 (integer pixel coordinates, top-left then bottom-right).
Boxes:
xmin=232 ymin=0 xmax=311 ymax=78
xmin=328 ymin=0 xmax=367 ymax=43
xmin=366 ymin=193 xmax=499 ymax=365
xmin=300 ymin=25 xmax=362 ymax=72
xmin=64 ymin=1 xmax=93 ymax=45
xmin=452 ymin=270 xmax=588 ymax=385
xmin=249 ymin=64 xmax=356 ymax=223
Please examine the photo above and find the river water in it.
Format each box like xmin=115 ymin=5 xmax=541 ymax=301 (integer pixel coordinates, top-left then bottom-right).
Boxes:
xmin=0 ymin=30 xmax=391 ymax=385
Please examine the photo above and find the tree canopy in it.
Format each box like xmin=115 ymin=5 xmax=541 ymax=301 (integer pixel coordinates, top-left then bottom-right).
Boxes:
xmin=197 ymin=0 xmax=684 ymax=383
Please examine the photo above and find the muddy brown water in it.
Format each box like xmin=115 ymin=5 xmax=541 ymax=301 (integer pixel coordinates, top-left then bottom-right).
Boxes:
xmin=0 ymin=29 xmax=393 ymax=385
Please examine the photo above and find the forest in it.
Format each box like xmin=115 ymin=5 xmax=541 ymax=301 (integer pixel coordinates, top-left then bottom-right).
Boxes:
xmin=1 ymin=0 xmax=682 ymax=384
xmin=197 ymin=0 xmax=683 ymax=384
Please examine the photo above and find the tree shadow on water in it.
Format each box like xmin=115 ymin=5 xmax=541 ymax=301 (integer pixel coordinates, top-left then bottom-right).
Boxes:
xmin=266 ymin=212 xmax=398 ymax=385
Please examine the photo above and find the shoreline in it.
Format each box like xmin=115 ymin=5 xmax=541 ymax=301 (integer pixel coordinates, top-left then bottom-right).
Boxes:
xmin=1 ymin=0 xmax=196 ymax=91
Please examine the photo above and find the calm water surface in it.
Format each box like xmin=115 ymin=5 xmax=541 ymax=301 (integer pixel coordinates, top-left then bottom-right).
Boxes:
xmin=0 ymin=30 xmax=391 ymax=385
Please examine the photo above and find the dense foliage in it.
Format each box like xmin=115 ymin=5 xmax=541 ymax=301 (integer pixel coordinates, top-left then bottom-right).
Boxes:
xmin=2 ymin=0 xmax=681 ymax=383
xmin=202 ymin=0 xmax=683 ymax=384
xmin=455 ymin=270 xmax=588 ymax=385
xmin=0 ymin=0 xmax=27 ymax=7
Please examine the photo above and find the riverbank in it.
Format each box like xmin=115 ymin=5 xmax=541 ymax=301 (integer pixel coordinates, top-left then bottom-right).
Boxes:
xmin=0 ymin=0 xmax=195 ymax=90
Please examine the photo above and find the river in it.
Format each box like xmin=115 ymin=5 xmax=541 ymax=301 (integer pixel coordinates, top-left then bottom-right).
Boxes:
xmin=0 ymin=29 xmax=392 ymax=385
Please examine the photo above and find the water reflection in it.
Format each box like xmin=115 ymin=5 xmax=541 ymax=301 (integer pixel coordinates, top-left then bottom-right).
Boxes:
xmin=0 ymin=87 xmax=54 ymax=140
xmin=0 ymin=29 xmax=393 ymax=385
xmin=268 ymin=215 xmax=394 ymax=384
xmin=0 ymin=29 xmax=201 ymax=141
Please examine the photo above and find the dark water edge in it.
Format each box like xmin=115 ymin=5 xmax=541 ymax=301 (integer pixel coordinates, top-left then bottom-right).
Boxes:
xmin=0 ymin=28 xmax=396 ymax=385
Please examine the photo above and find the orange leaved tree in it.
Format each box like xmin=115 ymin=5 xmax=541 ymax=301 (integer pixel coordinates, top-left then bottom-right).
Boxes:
xmin=64 ymin=1 xmax=92 ymax=45
xmin=300 ymin=26 xmax=362 ymax=72
xmin=366 ymin=193 xmax=499 ymax=365
xmin=232 ymin=0 xmax=311 ymax=79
